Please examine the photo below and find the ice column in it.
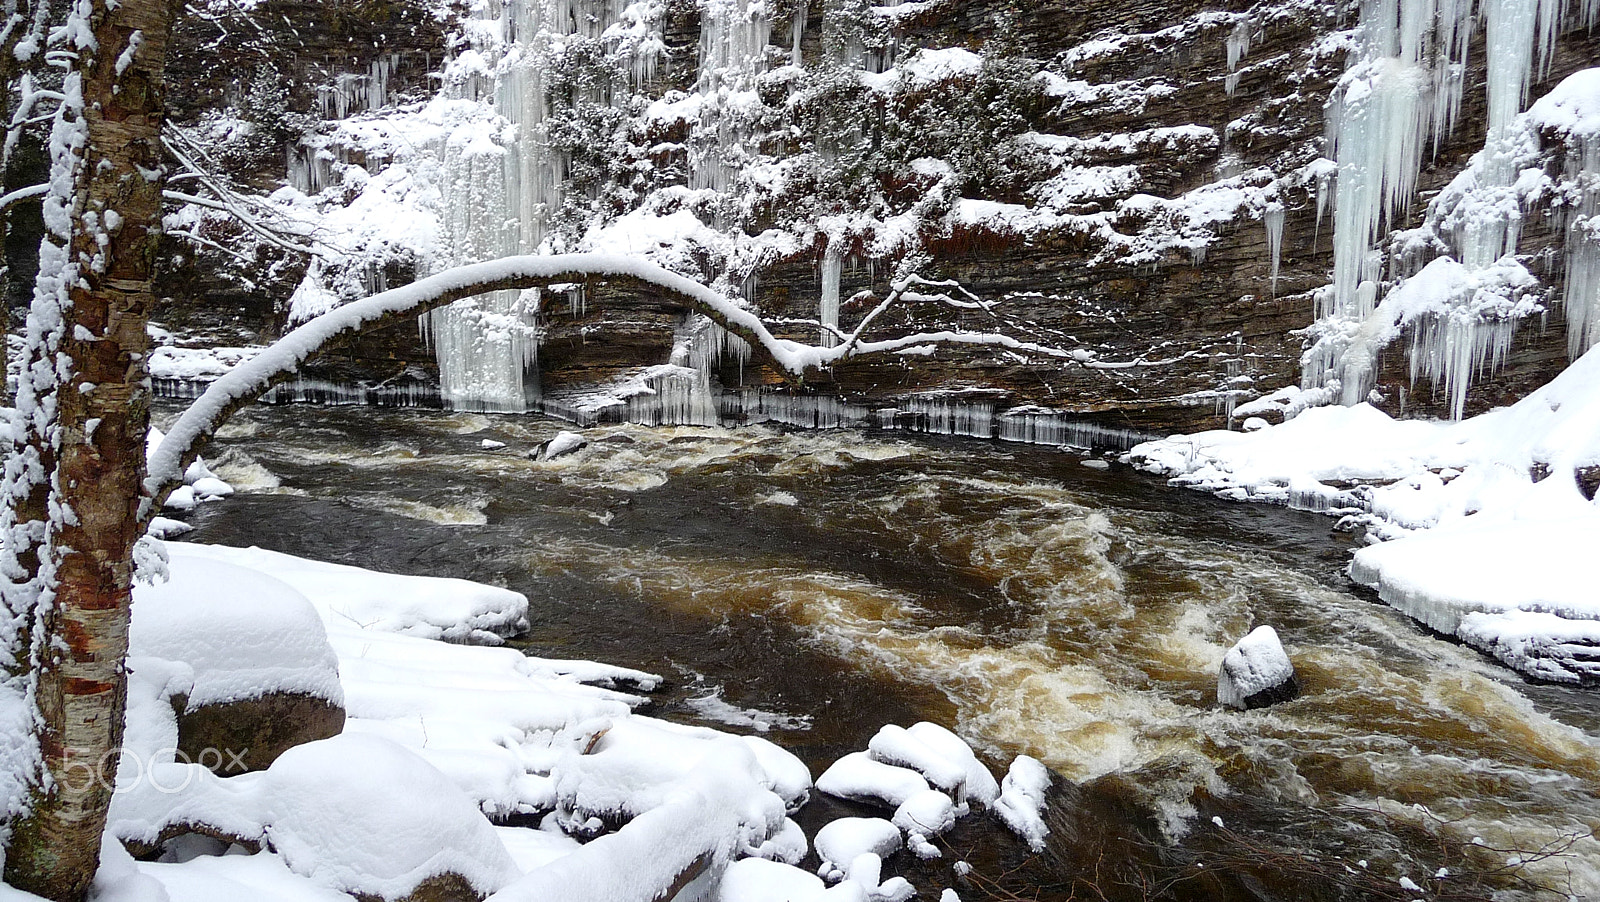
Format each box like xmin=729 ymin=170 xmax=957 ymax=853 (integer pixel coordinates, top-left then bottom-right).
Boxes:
xmin=689 ymin=0 xmax=772 ymax=196
xmin=1264 ymin=201 xmax=1285 ymax=295
xmin=819 ymin=243 xmax=843 ymax=347
xmin=427 ymin=0 xmax=665 ymax=410
xmin=1563 ymin=131 xmax=1600 ymax=358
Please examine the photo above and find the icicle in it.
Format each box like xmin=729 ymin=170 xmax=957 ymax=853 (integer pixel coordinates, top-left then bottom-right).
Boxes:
xmin=819 ymin=243 xmax=843 ymax=348
xmin=1224 ymin=19 xmax=1251 ymax=97
xmin=791 ymin=0 xmax=806 ymax=66
xmin=1264 ymin=201 xmax=1286 ymax=295
xmin=1406 ymin=313 xmax=1518 ymax=419
xmin=1563 ymin=131 xmax=1600 ymax=358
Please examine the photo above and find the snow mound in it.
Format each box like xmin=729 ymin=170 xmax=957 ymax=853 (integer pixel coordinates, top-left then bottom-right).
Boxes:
xmin=130 ymin=554 xmax=342 ymax=708
xmin=263 ymin=734 xmax=519 ymax=900
xmin=814 ymin=818 xmax=902 ymax=882
xmin=1216 ymin=625 xmax=1298 ymax=710
xmin=994 ymin=756 xmax=1051 ymax=852
xmin=816 ymin=752 xmax=929 ymax=808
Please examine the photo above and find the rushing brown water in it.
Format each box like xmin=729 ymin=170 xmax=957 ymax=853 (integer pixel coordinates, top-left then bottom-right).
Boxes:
xmin=166 ymin=401 xmax=1600 ymax=902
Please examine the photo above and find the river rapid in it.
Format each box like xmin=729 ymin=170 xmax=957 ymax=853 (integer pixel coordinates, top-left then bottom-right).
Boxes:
xmin=163 ymin=401 xmax=1600 ymax=902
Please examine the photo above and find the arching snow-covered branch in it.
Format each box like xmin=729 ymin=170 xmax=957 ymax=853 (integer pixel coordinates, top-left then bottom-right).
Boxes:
xmin=149 ymin=254 xmax=1110 ymax=495
xmin=147 ymin=254 xmax=805 ymax=494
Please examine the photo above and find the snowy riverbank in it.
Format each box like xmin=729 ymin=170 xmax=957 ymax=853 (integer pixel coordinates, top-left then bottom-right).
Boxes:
xmin=9 ymin=541 xmax=1044 ymax=902
xmin=1127 ymin=346 xmax=1600 ymax=685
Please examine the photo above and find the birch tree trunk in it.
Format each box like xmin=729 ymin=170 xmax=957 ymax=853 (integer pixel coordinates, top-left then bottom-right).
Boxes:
xmin=2 ymin=0 xmax=177 ymax=893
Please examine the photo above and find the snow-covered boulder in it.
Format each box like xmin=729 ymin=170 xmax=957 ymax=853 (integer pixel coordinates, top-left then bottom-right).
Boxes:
xmin=150 ymin=426 xmax=236 ymax=513
xmin=816 ymin=752 xmax=929 ymax=809
xmin=717 ymin=858 xmax=826 ymax=902
xmin=867 ymin=725 xmax=967 ymax=803
xmin=814 ymin=818 xmax=902 ymax=883
xmin=1217 ymin=625 xmax=1299 ymax=710
xmin=903 ymin=722 xmax=999 ymax=806
xmin=263 ymin=734 xmax=518 ymax=901
xmin=994 ymin=755 xmax=1050 ymax=852
xmin=892 ymin=789 xmax=957 ymax=838
xmin=131 ymin=552 xmax=344 ymax=772
xmin=534 ymin=430 xmax=588 ymax=461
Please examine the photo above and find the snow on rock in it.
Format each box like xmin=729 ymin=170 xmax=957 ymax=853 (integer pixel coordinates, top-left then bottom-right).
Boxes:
xmin=1351 ymin=522 xmax=1600 ymax=683
xmin=891 ymin=789 xmax=957 ymax=838
xmin=815 ymin=752 xmax=930 ymax=809
xmin=262 ymin=734 xmax=519 ymax=901
xmin=164 ymin=485 xmax=198 ymax=511
xmin=717 ymin=858 xmax=825 ymax=902
xmin=742 ymin=734 xmax=813 ymax=812
xmin=147 ymin=516 xmax=193 ymax=539
xmin=130 ymin=554 xmax=342 ymax=709
xmin=867 ymin=724 xmax=968 ymax=803
xmin=147 ymin=345 xmax=263 ymax=383
xmin=481 ymin=439 xmax=508 ymax=450
xmin=113 ymin=543 xmax=813 ymax=902
xmin=149 ymin=427 xmax=236 ymax=513
xmin=191 ymin=477 xmax=234 ymax=499
xmin=535 ymin=430 xmax=589 ymax=461
xmin=747 ymin=817 xmax=809 ymax=865
xmin=904 ymin=722 xmax=999 ymax=806
xmin=169 ymin=542 xmax=529 ymax=642
xmin=814 ymin=818 xmax=903 ymax=883
xmin=1216 ymin=626 xmax=1299 ymax=710
xmin=993 ymin=756 xmax=1051 ymax=852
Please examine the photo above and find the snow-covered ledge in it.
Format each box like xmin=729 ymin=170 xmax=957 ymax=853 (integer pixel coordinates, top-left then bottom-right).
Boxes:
xmin=1127 ymin=345 xmax=1600 ymax=685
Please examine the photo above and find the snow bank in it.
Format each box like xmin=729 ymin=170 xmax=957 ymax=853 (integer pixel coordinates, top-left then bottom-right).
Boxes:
xmin=113 ymin=542 xmax=813 ymax=902
xmin=1128 ymin=343 xmax=1600 ymax=682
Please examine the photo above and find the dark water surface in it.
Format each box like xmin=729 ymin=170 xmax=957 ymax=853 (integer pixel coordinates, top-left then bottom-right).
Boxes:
xmin=165 ymin=402 xmax=1600 ymax=901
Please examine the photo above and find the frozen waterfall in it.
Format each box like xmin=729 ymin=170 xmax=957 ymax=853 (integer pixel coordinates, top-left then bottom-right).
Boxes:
xmin=1308 ymin=0 xmax=1597 ymax=417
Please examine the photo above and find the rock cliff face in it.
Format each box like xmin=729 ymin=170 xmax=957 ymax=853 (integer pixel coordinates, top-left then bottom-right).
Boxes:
xmin=148 ymin=0 xmax=1600 ymax=433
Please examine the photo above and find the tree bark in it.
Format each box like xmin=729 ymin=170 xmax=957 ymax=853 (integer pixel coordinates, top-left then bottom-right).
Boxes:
xmin=3 ymin=0 xmax=177 ymax=894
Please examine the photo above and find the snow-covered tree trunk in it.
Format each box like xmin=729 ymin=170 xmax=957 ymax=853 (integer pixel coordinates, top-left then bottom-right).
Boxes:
xmin=2 ymin=0 xmax=176 ymax=893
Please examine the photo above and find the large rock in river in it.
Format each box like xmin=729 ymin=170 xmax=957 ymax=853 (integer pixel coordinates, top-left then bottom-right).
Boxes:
xmin=1217 ymin=625 xmax=1300 ymax=711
